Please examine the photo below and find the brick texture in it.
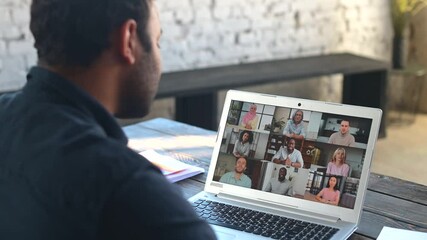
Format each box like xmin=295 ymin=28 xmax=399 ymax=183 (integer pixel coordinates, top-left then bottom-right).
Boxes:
xmin=0 ymin=0 xmax=393 ymax=119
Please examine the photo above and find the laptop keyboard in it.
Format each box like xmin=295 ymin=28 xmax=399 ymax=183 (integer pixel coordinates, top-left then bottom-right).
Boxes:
xmin=192 ymin=199 xmax=339 ymax=240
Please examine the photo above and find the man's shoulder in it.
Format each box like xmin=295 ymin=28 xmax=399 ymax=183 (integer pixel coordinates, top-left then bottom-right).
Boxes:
xmin=60 ymin=127 xmax=146 ymax=169
xmin=294 ymin=149 xmax=302 ymax=154
xmin=330 ymin=132 xmax=339 ymax=137
xmin=0 ymin=91 xmax=20 ymax=107
xmin=0 ymin=91 xmax=24 ymax=120
xmin=282 ymin=179 xmax=292 ymax=186
xmin=219 ymin=172 xmax=232 ymax=182
xmin=242 ymin=174 xmax=251 ymax=181
xmin=1 ymin=95 xmax=146 ymax=176
xmin=1 ymin=88 xmax=85 ymax=124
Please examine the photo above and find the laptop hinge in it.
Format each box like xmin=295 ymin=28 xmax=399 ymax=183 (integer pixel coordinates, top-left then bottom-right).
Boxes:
xmin=216 ymin=192 xmax=340 ymax=223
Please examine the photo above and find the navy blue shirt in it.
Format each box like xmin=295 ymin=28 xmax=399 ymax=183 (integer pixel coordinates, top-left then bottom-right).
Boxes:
xmin=0 ymin=67 xmax=216 ymax=240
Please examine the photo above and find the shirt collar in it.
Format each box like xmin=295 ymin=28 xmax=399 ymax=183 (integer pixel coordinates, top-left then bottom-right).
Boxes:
xmin=25 ymin=66 xmax=128 ymax=145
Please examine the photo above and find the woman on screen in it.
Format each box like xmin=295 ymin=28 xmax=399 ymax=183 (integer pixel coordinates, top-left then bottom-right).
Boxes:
xmin=315 ymin=176 xmax=340 ymax=205
xmin=240 ymin=104 xmax=259 ymax=130
xmin=326 ymin=147 xmax=350 ymax=177
xmin=233 ymin=130 xmax=253 ymax=158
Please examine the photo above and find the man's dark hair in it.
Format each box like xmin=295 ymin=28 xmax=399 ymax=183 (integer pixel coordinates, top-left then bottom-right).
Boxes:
xmin=340 ymin=119 xmax=350 ymax=125
xmin=30 ymin=0 xmax=152 ymax=67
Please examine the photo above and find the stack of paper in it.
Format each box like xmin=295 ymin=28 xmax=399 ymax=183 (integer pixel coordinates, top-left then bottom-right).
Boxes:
xmin=140 ymin=149 xmax=205 ymax=183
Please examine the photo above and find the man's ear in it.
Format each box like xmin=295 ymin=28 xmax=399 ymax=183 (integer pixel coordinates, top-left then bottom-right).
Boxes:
xmin=117 ymin=19 xmax=138 ymax=64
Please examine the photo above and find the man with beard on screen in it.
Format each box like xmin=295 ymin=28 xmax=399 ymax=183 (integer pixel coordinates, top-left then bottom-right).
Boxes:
xmin=220 ymin=157 xmax=252 ymax=188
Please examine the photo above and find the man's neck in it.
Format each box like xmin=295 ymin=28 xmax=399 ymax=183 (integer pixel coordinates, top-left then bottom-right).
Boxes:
xmin=38 ymin=60 xmax=120 ymax=115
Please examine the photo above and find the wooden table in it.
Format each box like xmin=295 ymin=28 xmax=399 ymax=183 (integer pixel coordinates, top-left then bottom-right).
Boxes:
xmin=123 ymin=118 xmax=426 ymax=240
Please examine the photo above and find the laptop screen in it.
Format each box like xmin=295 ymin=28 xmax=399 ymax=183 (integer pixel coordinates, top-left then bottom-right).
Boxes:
xmin=210 ymin=97 xmax=376 ymax=211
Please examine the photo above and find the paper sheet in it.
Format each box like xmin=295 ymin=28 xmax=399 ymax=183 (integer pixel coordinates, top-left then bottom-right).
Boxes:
xmin=140 ymin=149 xmax=205 ymax=182
xmin=377 ymin=226 xmax=427 ymax=240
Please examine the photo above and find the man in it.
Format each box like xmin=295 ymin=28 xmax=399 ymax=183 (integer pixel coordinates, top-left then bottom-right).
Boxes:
xmin=271 ymin=138 xmax=304 ymax=168
xmin=263 ymin=167 xmax=293 ymax=196
xmin=219 ymin=157 xmax=252 ymax=188
xmin=328 ymin=120 xmax=355 ymax=147
xmin=0 ymin=0 xmax=216 ymax=239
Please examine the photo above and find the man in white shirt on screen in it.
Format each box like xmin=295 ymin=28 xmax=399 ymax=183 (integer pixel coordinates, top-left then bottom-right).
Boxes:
xmin=263 ymin=167 xmax=293 ymax=196
xmin=271 ymin=138 xmax=304 ymax=168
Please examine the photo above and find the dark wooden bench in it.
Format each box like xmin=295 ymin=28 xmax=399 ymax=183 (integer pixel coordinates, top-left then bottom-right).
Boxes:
xmin=157 ymin=53 xmax=389 ymax=137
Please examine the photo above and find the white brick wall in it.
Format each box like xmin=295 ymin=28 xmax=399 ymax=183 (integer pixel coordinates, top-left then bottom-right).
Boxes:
xmin=11 ymin=7 xmax=30 ymax=24
xmin=0 ymin=7 xmax=12 ymax=24
xmin=0 ymin=0 xmax=35 ymax=91
xmin=158 ymin=0 xmax=392 ymax=72
xmin=1 ymin=26 xmax=21 ymax=40
xmin=8 ymin=40 xmax=34 ymax=55
xmin=0 ymin=40 xmax=6 ymax=53
xmin=0 ymin=0 xmax=393 ymax=119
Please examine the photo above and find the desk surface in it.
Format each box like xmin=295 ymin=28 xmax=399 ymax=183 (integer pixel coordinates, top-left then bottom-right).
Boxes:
xmin=123 ymin=118 xmax=427 ymax=240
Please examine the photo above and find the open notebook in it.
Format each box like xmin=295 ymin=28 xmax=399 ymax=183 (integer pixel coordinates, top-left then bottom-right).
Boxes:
xmin=188 ymin=90 xmax=382 ymax=240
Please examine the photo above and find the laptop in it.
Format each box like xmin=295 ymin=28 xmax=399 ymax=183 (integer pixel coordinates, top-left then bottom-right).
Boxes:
xmin=188 ymin=90 xmax=382 ymax=240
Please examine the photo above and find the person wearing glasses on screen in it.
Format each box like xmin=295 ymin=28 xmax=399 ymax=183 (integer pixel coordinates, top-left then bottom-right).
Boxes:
xmin=283 ymin=109 xmax=305 ymax=140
